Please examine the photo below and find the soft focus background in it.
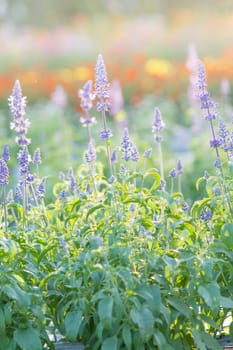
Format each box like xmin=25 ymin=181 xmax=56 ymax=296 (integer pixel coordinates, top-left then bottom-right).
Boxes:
xmin=1 ymin=0 xmax=233 ymax=201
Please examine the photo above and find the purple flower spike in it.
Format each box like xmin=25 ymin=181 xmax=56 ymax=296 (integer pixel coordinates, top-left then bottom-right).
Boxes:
xmin=111 ymin=149 xmax=118 ymax=163
xmin=95 ymin=54 xmax=110 ymax=101
xmin=121 ymin=128 xmax=132 ymax=161
xmin=79 ymin=80 xmax=95 ymax=112
xmin=84 ymin=141 xmax=96 ymax=163
xmin=8 ymin=80 xmax=27 ymax=120
xmin=143 ymin=148 xmax=152 ymax=158
xmin=33 ymin=148 xmax=41 ymax=164
xmin=18 ymin=146 xmax=31 ymax=175
xmin=15 ymin=183 xmax=23 ymax=201
xmin=0 ymin=159 xmax=9 ymax=185
xmin=210 ymin=139 xmax=222 ymax=148
xmin=200 ymin=208 xmax=213 ymax=221
xmin=131 ymin=145 xmax=139 ymax=162
xmin=169 ymin=168 xmax=177 ymax=178
xmin=152 ymin=108 xmax=165 ymax=142
xmin=59 ymin=189 xmax=67 ymax=201
xmin=100 ymin=128 xmax=113 ymax=140
xmin=176 ymin=160 xmax=183 ymax=175
xmin=9 ymin=80 xmax=31 ymax=146
xmin=2 ymin=145 xmax=10 ymax=163
xmin=36 ymin=177 xmax=46 ymax=198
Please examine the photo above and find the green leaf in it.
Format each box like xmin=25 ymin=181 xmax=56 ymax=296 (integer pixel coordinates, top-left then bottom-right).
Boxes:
xmin=220 ymin=296 xmax=233 ymax=308
xmin=14 ymin=328 xmax=42 ymax=350
xmin=86 ymin=204 xmax=104 ymax=219
xmin=64 ymin=310 xmax=82 ymax=341
xmin=153 ymin=330 xmax=167 ymax=349
xmin=198 ymin=282 xmax=220 ymax=308
xmin=167 ymin=297 xmax=191 ymax=318
xmin=192 ymin=329 xmax=206 ymax=350
xmin=130 ymin=307 xmax=154 ymax=339
xmin=143 ymin=169 xmax=161 ymax=191
xmin=221 ymin=223 xmax=233 ymax=249
xmin=2 ymin=285 xmax=30 ymax=307
xmin=0 ymin=308 xmax=5 ymax=334
xmin=101 ymin=336 xmax=118 ymax=350
xmin=98 ymin=296 xmax=113 ymax=329
xmin=201 ymin=333 xmax=222 ymax=350
xmin=122 ymin=324 xmax=132 ymax=350
xmin=230 ymin=322 xmax=233 ymax=342
xmin=196 ymin=176 xmax=206 ymax=191
xmin=137 ymin=285 xmax=161 ymax=315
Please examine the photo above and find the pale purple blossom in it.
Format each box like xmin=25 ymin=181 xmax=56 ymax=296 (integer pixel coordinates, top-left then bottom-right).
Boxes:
xmin=0 ymin=159 xmax=9 ymax=185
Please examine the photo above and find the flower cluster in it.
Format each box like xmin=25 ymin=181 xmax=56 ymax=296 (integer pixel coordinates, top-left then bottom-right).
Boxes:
xmin=95 ymin=54 xmax=111 ymax=112
xmin=152 ymin=107 xmax=165 ymax=142
xmin=121 ymin=128 xmax=139 ymax=162
xmin=8 ymin=80 xmax=31 ymax=146
xmin=79 ymin=80 xmax=96 ymax=127
xmin=0 ymin=158 xmax=9 ymax=185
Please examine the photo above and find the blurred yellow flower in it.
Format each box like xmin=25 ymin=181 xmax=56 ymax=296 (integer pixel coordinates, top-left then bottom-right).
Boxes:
xmin=73 ymin=66 xmax=92 ymax=81
xmin=144 ymin=58 xmax=173 ymax=78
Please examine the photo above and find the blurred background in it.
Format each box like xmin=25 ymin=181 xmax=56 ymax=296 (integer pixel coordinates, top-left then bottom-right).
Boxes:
xmin=1 ymin=0 xmax=233 ymax=202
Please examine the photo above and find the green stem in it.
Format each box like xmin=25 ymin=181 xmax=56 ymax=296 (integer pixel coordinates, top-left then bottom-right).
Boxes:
xmin=158 ymin=142 xmax=165 ymax=188
xmin=2 ymin=185 xmax=8 ymax=234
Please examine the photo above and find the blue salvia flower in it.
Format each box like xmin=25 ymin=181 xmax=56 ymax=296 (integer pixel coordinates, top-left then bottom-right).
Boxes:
xmin=69 ymin=174 xmax=77 ymax=193
xmin=15 ymin=183 xmax=23 ymax=201
xmin=59 ymin=189 xmax=67 ymax=201
xmin=152 ymin=108 xmax=165 ymax=142
xmin=176 ymin=160 xmax=183 ymax=175
xmin=95 ymin=55 xmax=113 ymax=174
xmin=84 ymin=141 xmax=96 ymax=163
xmin=8 ymin=80 xmax=31 ymax=146
xmin=79 ymin=80 xmax=97 ymax=127
xmin=197 ymin=61 xmax=217 ymax=120
xmin=212 ymin=187 xmax=221 ymax=196
xmin=130 ymin=144 xmax=139 ymax=162
xmin=209 ymin=139 xmax=222 ymax=148
xmin=95 ymin=54 xmax=111 ymax=111
xmin=26 ymin=172 xmax=35 ymax=184
xmin=36 ymin=177 xmax=46 ymax=199
xmin=2 ymin=145 xmax=10 ymax=163
xmin=121 ymin=128 xmax=132 ymax=161
xmin=33 ymin=148 xmax=41 ymax=164
xmin=111 ymin=149 xmax=118 ymax=164
xmin=169 ymin=168 xmax=177 ymax=178
xmin=67 ymin=168 xmax=77 ymax=192
xmin=100 ymin=128 xmax=113 ymax=140
xmin=119 ymin=164 xmax=126 ymax=178
xmin=18 ymin=145 xmax=31 ymax=175
xmin=143 ymin=148 xmax=152 ymax=158
xmin=200 ymin=208 xmax=213 ymax=221
xmin=214 ymin=157 xmax=221 ymax=169
xmin=79 ymin=80 xmax=95 ymax=112
xmin=0 ymin=159 xmax=9 ymax=185
xmin=67 ymin=167 xmax=74 ymax=179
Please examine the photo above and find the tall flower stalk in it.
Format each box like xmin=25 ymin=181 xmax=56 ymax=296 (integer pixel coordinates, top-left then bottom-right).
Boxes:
xmin=95 ymin=54 xmax=113 ymax=175
xmin=8 ymin=80 xmax=33 ymax=226
xmin=0 ymin=158 xmax=9 ymax=233
xmin=84 ymin=140 xmax=97 ymax=196
xmin=78 ymin=80 xmax=96 ymax=143
xmin=197 ymin=60 xmax=232 ymax=216
xmin=152 ymin=108 xmax=166 ymax=189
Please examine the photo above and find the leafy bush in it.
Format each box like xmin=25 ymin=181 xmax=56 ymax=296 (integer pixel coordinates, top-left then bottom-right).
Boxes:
xmin=0 ymin=54 xmax=232 ymax=350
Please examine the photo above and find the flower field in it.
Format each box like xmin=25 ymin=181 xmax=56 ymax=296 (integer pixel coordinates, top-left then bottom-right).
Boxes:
xmin=0 ymin=48 xmax=233 ymax=350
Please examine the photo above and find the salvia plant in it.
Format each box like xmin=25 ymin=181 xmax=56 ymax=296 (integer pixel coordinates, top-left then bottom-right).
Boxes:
xmin=0 ymin=54 xmax=232 ymax=350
